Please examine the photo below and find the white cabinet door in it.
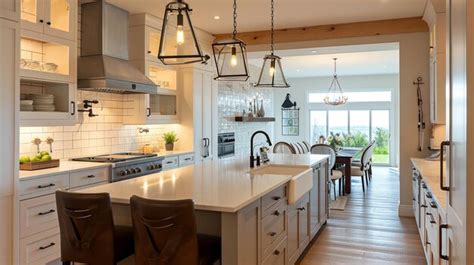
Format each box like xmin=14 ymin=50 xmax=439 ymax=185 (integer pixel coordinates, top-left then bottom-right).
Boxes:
xmin=20 ymin=0 xmax=45 ymax=33
xmin=443 ymin=0 xmax=470 ymax=263
xmin=0 ymin=0 xmax=20 ymax=21
xmin=43 ymin=0 xmax=76 ymax=41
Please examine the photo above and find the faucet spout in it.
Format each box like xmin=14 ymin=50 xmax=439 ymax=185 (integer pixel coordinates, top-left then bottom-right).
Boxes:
xmin=250 ymin=130 xmax=272 ymax=168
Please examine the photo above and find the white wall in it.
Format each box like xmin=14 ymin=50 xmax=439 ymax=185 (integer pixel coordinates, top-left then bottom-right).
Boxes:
xmin=248 ymin=32 xmax=431 ymax=216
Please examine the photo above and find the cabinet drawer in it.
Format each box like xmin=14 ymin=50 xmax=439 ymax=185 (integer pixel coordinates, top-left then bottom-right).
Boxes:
xmin=162 ymin=156 xmax=179 ymax=170
xmin=20 ymin=174 xmax=68 ymax=199
xmin=262 ymin=184 xmax=287 ymax=217
xmin=20 ymin=227 xmax=60 ymax=265
xmin=261 ymin=202 xmax=287 ymax=258
xmin=262 ymin=238 xmax=287 ymax=265
xmin=179 ymin=153 xmax=195 ymax=166
xmin=69 ymin=167 xmax=109 ymax=188
xmin=20 ymin=194 xmax=58 ymax=238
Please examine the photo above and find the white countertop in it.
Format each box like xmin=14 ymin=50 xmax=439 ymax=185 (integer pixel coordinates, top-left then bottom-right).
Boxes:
xmin=411 ymin=158 xmax=447 ymax=212
xmin=154 ymin=150 xmax=194 ymax=157
xmin=80 ymin=154 xmax=329 ymax=213
xmin=19 ymin=160 xmax=111 ymax=181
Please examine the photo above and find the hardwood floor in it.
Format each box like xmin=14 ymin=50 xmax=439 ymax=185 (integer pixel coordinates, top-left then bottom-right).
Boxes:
xmin=299 ymin=167 xmax=425 ymax=265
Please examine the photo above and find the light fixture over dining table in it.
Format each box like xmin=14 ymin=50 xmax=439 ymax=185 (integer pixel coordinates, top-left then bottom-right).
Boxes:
xmin=324 ymin=58 xmax=348 ymax=106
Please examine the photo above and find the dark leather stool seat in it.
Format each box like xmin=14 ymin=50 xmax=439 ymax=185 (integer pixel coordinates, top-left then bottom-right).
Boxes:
xmin=55 ymin=190 xmax=134 ymax=265
xmin=130 ymin=195 xmax=221 ymax=265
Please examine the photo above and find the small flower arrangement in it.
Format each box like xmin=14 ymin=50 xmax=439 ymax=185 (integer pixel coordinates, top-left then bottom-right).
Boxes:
xmin=327 ymin=132 xmax=344 ymax=150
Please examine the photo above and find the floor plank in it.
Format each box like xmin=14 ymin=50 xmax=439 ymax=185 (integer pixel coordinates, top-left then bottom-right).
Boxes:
xmin=299 ymin=167 xmax=425 ymax=265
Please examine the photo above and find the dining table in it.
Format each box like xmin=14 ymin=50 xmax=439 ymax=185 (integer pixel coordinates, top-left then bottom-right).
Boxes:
xmin=336 ymin=148 xmax=362 ymax=194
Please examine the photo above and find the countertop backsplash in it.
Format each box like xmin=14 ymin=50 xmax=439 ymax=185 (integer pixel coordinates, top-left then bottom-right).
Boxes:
xmin=218 ymin=82 xmax=274 ymax=156
xmin=20 ymin=91 xmax=184 ymax=159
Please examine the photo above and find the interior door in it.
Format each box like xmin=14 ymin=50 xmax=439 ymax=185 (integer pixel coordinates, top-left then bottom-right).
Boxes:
xmin=444 ymin=0 xmax=467 ymax=263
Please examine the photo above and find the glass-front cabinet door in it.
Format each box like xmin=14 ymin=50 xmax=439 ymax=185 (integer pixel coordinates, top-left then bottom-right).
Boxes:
xmin=21 ymin=0 xmax=76 ymax=41
xmin=146 ymin=94 xmax=178 ymax=123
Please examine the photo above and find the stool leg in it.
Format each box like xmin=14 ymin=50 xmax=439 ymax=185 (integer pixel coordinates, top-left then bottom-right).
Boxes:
xmin=338 ymin=179 xmax=342 ymax=196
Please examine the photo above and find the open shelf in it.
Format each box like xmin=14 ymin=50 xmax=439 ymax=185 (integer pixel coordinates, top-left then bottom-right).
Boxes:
xmin=234 ymin=117 xmax=276 ymax=122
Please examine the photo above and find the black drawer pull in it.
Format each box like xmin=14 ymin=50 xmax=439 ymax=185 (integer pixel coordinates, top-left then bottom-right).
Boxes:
xmin=430 ymin=202 xmax=438 ymax=208
xmin=39 ymin=242 xmax=55 ymax=250
xmin=426 ymin=193 xmax=433 ymax=199
xmin=184 ymin=158 xmax=191 ymax=161
xmin=273 ymin=250 xmax=280 ymax=255
xmin=87 ymin=175 xmax=96 ymax=178
xmin=272 ymin=196 xmax=281 ymax=201
xmin=38 ymin=209 xmax=55 ymax=216
xmin=37 ymin=183 xmax=55 ymax=189
xmin=421 ymin=204 xmax=427 ymax=208
xmin=273 ymin=211 xmax=281 ymax=216
xmin=297 ymin=207 xmax=306 ymax=211
xmin=269 ymin=232 xmax=277 ymax=237
xmin=166 ymin=161 xmax=174 ymax=164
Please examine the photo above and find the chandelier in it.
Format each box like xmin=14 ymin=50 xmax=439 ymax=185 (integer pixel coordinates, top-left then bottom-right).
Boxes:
xmin=324 ymin=58 xmax=348 ymax=106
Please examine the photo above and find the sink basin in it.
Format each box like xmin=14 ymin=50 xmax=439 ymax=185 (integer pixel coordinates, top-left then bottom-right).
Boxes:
xmin=250 ymin=165 xmax=313 ymax=204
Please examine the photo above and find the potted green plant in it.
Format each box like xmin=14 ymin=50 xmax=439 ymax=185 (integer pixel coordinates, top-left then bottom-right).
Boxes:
xmin=163 ymin=131 xmax=179 ymax=151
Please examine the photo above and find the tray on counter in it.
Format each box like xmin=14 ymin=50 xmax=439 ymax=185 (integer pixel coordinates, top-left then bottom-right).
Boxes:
xmin=20 ymin=159 xmax=60 ymax=171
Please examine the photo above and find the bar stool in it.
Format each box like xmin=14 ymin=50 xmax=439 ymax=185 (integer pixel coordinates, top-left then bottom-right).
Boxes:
xmin=130 ymin=195 xmax=221 ymax=265
xmin=55 ymin=190 xmax=134 ymax=265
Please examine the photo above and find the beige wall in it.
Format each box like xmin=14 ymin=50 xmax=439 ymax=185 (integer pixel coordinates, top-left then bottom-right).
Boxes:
xmin=247 ymin=32 xmax=431 ymax=215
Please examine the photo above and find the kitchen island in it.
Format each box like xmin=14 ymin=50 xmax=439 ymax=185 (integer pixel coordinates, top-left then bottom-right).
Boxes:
xmin=81 ymin=154 xmax=330 ymax=265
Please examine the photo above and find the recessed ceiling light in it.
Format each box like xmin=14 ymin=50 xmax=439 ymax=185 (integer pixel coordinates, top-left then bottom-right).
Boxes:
xmin=296 ymin=69 xmax=301 ymax=72
xmin=213 ymin=15 xmax=220 ymax=20
xmin=310 ymin=50 xmax=317 ymax=53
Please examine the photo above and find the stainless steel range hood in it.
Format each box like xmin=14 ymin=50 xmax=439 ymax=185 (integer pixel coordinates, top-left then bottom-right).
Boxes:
xmin=78 ymin=0 xmax=157 ymax=94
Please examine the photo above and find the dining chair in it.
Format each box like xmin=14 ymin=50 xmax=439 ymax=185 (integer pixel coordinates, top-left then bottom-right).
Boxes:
xmin=302 ymin=141 xmax=311 ymax=152
xmin=310 ymin=144 xmax=345 ymax=199
xmin=350 ymin=144 xmax=373 ymax=192
xmin=273 ymin=142 xmax=296 ymax=154
xmin=352 ymin=141 xmax=375 ymax=181
xmin=130 ymin=196 xmax=221 ymax=265
xmin=291 ymin=143 xmax=301 ymax=154
xmin=297 ymin=142 xmax=307 ymax=153
xmin=55 ymin=191 xmax=134 ymax=265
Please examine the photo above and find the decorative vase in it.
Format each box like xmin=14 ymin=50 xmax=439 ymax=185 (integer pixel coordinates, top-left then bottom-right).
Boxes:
xmin=258 ymin=100 xmax=265 ymax=117
xmin=165 ymin=143 xmax=174 ymax=151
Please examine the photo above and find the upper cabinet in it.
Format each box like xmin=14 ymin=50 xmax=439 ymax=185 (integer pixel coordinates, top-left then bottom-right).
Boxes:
xmin=20 ymin=0 xmax=76 ymax=41
xmin=0 ymin=0 xmax=20 ymax=21
xmin=424 ymin=1 xmax=446 ymax=124
xmin=129 ymin=13 xmax=162 ymax=62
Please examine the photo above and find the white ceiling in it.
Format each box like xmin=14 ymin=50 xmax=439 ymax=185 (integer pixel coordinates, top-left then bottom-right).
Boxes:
xmin=248 ymin=43 xmax=400 ymax=78
xmin=107 ymin=0 xmax=428 ymax=34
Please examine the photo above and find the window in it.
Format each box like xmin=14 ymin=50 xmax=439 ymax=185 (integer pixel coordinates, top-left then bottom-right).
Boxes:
xmin=308 ymin=91 xmax=392 ymax=103
xmin=309 ymin=109 xmax=391 ymax=164
xmin=310 ymin=111 xmax=326 ymax=144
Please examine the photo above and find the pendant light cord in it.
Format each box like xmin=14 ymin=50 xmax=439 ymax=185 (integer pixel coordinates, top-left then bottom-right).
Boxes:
xmin=233 ymin=0 xmax=237 ymax=39
xmin=333 ymin=58 xmax=337 ymax=77
xmin=271 ymin=0 xmax=275 ymax=54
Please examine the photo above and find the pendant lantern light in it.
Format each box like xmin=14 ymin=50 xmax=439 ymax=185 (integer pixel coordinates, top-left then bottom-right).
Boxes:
xmin=212 ymin=0 xmax=249 ymax=81
xmin=254 ymin=0 xmax=290 ymax=88
xmin=324 ymin=58 xmax=348 ymax=106
xmin=158 ymin=0 xmax=210 ymax=65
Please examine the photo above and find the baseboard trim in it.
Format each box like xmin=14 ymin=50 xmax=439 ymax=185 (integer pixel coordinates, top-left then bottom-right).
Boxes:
xmin=398 ymin=204 xmax=414 ymax=217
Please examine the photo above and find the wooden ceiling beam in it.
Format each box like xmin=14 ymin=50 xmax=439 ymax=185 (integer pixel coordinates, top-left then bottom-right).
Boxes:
xmin=214 ymin=17 xmax=429 ymax=46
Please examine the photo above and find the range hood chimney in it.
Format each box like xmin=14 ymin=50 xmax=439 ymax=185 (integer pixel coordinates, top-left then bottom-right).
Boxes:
xmin=78 ymin=0 xmax=157 ymax=94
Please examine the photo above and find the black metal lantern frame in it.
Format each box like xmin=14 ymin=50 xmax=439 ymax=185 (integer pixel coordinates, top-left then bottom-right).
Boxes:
xmin=254 ymin=0 xmax=290 ymax=88
xmin=158 ymin=0 xmax=210 ymax=65
xmin=212 ymin=0 xmax=250 ymax=81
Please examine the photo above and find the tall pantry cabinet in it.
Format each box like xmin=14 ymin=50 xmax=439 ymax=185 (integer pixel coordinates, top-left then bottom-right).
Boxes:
xmin=0 ymin=3 xmax=20 ymax=265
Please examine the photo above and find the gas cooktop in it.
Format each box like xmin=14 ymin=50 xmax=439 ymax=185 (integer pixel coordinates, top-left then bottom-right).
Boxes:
xmin=71 ymin=152 xmax=157 ymax=163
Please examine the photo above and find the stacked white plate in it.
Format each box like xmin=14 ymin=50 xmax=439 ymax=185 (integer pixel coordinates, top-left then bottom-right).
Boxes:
xmin=20 ymin=100 xmax=34 ymax=111
xmin=29 ymin=94 xmax=56 ymax=112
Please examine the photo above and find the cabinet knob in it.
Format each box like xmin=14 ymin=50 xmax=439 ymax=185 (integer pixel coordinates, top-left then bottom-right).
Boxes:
xmin=269 ymin=232 xmax=277 ymax=237
xmin=273 ymin=211 xmax=281 ymax=216
xmin=39 ymin=19 xmax=44 ymax=23
xmin=273 ymin=250 xmax=280 ymax=255
xmin=47 ymin=21 xmax=51 ymax=25
xmin=271 ymin=196 xmax=281 ymax=201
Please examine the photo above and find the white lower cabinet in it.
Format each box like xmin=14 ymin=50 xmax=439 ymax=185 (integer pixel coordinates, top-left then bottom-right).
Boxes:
xmin=288 ymin=193 xmax=310 ymax=265
xmin=18 ymin=166 xmax=110 ymax=265
xmin=162 ymin=153 xmax=195 ymax=171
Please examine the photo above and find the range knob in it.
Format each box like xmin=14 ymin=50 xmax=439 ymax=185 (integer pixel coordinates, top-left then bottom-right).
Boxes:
xmin=119 ymin=170 xmax=127 ymax=176
xmin=147 ymin=165 xmax=153 ymax=170
xmin=125 ymin=169 xmax=131 ymax=175
xmin=135 ymin=168 xmax=141 ymax=173
xmin=130 ymin=168 xmax=136 ymax=174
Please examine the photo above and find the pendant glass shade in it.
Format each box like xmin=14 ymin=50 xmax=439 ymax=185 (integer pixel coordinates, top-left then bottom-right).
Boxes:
xmin=212 ymin=38 xmax=250 ymax=81
xmin=255 ymin=54 xmax=290 ymax=88
xmin=324 ymin=58 xmax=348 ymax=106
xmin=158 ymin=0 xmax=209 ymax=65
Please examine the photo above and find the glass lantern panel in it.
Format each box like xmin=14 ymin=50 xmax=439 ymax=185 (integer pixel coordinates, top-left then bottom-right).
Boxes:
xmin=160 ymin=9 xmax=202 ymax=64
xmin=213 ymin=42 xmax=249 ymax=81
xmin=21 ymin=0 xmax=38 ymax=23
xmin=50 ymin=0 xmax=70 ymax=33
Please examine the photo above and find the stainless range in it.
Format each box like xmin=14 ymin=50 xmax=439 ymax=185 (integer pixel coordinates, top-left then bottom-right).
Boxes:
xmin=72 ymin=153 xmax=164 ymax=182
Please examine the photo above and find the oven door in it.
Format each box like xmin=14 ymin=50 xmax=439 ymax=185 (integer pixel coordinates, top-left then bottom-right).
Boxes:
xmin=218 ymin=143 xmax=235 ymax=158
